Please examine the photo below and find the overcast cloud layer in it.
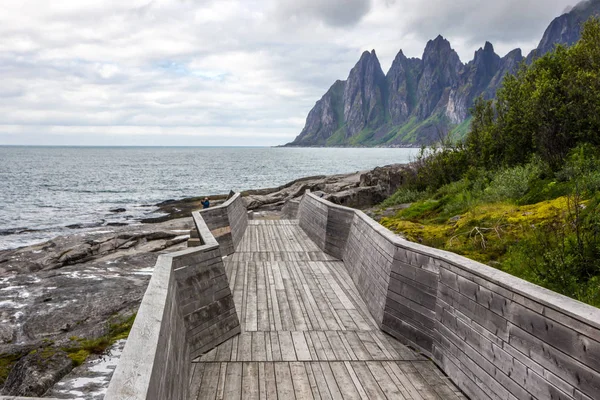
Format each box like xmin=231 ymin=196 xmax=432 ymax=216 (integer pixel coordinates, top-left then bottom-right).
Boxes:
xmin=0 ymin=0 xmax=577 ymax=146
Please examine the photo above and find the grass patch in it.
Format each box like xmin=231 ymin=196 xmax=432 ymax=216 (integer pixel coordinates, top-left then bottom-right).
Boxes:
xmin=62 ymin=313 xmax=136 ymax=367
xmin=0 ymin=352 xmax=24 ymax=386
xmin=381 ymin=197 xmax=570 ymax=263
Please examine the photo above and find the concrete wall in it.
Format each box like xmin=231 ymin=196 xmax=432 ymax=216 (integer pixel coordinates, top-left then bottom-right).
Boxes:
xmin=281 ymin=197 xmax=300 ymax=219
xmin=105 ymin=210 xmax=240 ymax=400
xmin=298 ymin=191 xmax=600 ymax=400
xmin=191 ymin=193 xmax=248 ymax=256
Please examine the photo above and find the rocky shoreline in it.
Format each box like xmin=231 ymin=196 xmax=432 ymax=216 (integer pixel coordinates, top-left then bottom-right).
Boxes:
xmin=0 ymin=163 xmax=412 ymax=398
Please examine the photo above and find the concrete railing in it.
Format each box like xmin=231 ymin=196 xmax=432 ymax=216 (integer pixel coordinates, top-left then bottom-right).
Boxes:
xmin=105 ymin=205 xmax=243 ymax=400
xmin=189 ymin=192 xmax=248 ymax=256
xmin=298 ymin=191 xmax=600 ymax=400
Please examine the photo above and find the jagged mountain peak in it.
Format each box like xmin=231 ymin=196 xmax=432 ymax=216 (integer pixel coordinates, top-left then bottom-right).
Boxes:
xmin=424 ymin=35 xmax=455 ymax=57
xmin=286 ymin=4 xmax=594 ymax=147
xmin=531 ymin=0 xmax=600 ymax=59
xmin=504 ymin=48 xmax=523 ymax=59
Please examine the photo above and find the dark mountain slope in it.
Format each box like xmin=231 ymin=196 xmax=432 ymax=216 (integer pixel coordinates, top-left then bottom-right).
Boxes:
xmin=286 ymin=0 xmax=600 ymax=147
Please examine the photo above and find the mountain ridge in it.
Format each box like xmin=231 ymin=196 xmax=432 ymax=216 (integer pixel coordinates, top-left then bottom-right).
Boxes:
xmin=285 ymin=0 xmax=600 ymax=147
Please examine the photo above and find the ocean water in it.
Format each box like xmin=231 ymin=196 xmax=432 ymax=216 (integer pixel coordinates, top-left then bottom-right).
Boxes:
xmin=0 ymin=146 xmax=419 ymax=250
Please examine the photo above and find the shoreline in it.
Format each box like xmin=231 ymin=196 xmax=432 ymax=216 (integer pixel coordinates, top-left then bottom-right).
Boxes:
xmin=0 ymin=163 xmax=413 ymax=397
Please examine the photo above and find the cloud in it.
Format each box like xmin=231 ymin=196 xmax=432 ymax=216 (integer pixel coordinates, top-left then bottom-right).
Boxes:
xmin=0 ymin=0 xmax=577 ymax=146
xmin=274 ymin=0 xmax=372 ymax=27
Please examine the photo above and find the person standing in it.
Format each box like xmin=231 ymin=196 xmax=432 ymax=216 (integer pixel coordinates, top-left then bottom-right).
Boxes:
xmin=201 ymin=197 xmax=210 ymax=209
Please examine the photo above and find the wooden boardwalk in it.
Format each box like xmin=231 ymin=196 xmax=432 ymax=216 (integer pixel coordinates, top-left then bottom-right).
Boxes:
xmin=189 ymin=220 xmax=466 ymax=399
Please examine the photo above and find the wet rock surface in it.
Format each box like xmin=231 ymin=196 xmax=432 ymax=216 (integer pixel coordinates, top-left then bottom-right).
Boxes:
xmin=0 ymin=218 xmax=192 ymax=397
xmin=46 ymin=340 xmax=126 ymax=400
xmin=3 ymin=349 xmax=72 ymax=396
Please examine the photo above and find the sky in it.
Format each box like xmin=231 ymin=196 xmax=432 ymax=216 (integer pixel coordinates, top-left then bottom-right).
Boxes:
xmin=0 ymin=0 xmax=579 ymax=146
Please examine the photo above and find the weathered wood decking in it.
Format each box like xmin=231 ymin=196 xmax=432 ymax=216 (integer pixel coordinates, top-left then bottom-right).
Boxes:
xmin=188 ymin=220 xmax=465 ymax=399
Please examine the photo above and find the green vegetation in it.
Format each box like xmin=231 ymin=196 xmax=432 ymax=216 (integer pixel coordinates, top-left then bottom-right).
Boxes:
xmin=62 ymin=313 xmax=136 ymax=366
xmin=0 ymin=313 xmax=136 ymax=384
xmin=0 ymin=352 xmax=24 ymax=386
xmin=379 ymin=18 xmax=600 ymax=307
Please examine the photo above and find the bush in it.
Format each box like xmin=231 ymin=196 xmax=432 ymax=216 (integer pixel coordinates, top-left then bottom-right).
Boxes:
xmin=379 ymin=188 xmax=426 ymax=208
xmin=483 ymin=157 xmax=546 ymax=202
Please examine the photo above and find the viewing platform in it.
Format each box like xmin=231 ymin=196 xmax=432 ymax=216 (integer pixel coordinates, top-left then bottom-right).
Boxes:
xmin=100 ymin=192 xmax=600 ymax=400
xmin=189 ymin=219 xmax=463 ymax=399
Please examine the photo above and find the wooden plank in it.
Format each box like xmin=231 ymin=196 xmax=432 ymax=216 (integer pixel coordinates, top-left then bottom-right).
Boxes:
xmin=412 ymin=361 xmax=460 ymax=400
xmin=317 ymin=331 xmax=337 ymax=361
xmin=329 ymin=362 xmax=362 ymax=400
xmin=230 ymin=335 xmax=239 ymax=362
xmin=304 ymin=330 xmax=318 ymax=360
xmin=202 ymin=347 xmax=218 ymax=362
xmin=189 ymin=363 xmax=205 ymax=400
xmin=197 ymin=362 xmax=220 ymax=400
xmin=223 ymin=362 xmax=243 ymax=400
xmin=215 ymin=362 xmax=228 ymax=400
xmin=246 ymin=261 xmax=258 ymax=331
xmin=264 ymin=362 xmax=279 ymax=400
xmin=351 ymin=361 xmax=387 ymax=399
xmin=341 ymin=331 xmax=371 ymax=360
xmin=242 ymin=362 xmax=260 ymax=400
xmin=238 ymin=333 xmax=252 ymax=362
xmin=266 ymin=261 xmax=283 ymax=331
xmin=366 ymin=361 xmax=407 ymax=400
xmin=215 ymin=337 xmax=233 ymax=361
xmin=338 ymin=331 xmax=358 ymax=361
xmin=279 ymin=331 xmax=297 ymax=361
xmin=309 ymin=362 xmax=333 ymax=400
xmin=270 ymin=331 xmax=282 ymax=361
xmin=258 ymin=362 xmax=267 ymax=400
xmin=385 ymin=361 xmax=424 ymax=400
xmin=318 ymin=362 xmax=344 ymax=400
xmin=281 ymin=261 xmax=308 ymax=330
xmin=290 ymin=361 xmax=315 ymax=399
xmin=326 ymin=331 xmax=350 ymax=361
xmin=252 ymin=332 xmax=267 ymax=361
xmin=292 ymin=331 xmax=312 ymax=361
xmin=308 ymin=331 xmax=327 ymax=360
xmin=274 ymin=362 xmax=296 ymax=399
xmin=356 ymin=331 xmax=387 ymax=360
xmin=397 ymin=362 xmax=441 ymax=400
xmin=304 ymin=361 xmax=323 ymax=400
xmin=257 ymin=261 xmax=270 ymax=331
xmin=289 ymin=261 xmax=315 ymax=330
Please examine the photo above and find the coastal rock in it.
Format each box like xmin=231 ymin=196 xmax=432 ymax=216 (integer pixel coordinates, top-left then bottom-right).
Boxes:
xmin=245 ymin=164 xmax=414 ymax=211
xmin=2 ymin=348 xmax=72 ymax=396
xmin=0 ymin=218 xmax=191 ymax=396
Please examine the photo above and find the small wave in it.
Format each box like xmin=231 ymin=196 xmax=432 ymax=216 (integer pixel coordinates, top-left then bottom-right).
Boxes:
xmin=0 ymin=227 xmax=41 ymax=236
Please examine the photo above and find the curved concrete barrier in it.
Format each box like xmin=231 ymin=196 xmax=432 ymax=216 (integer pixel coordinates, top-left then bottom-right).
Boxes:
xmin=105 ymin=202 xmax=244 ymax=400
xmin=189 ymin=192 xmax=248 ymax=256
xmin=298 ymin=191 xmax=600 ymax=400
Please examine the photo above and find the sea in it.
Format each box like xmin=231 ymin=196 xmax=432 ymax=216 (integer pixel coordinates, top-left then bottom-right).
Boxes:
xmin=0 ymin=146 xmax=419 ymax=250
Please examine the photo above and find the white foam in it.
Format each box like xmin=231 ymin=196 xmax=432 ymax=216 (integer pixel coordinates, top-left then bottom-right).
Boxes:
xmin=0 ymin=300 xmax=25 ymax=309
xmin=132 ymin=267 xmax=153 ymax=276
xmin=0 ymin=285 xmax=24 ymax=291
